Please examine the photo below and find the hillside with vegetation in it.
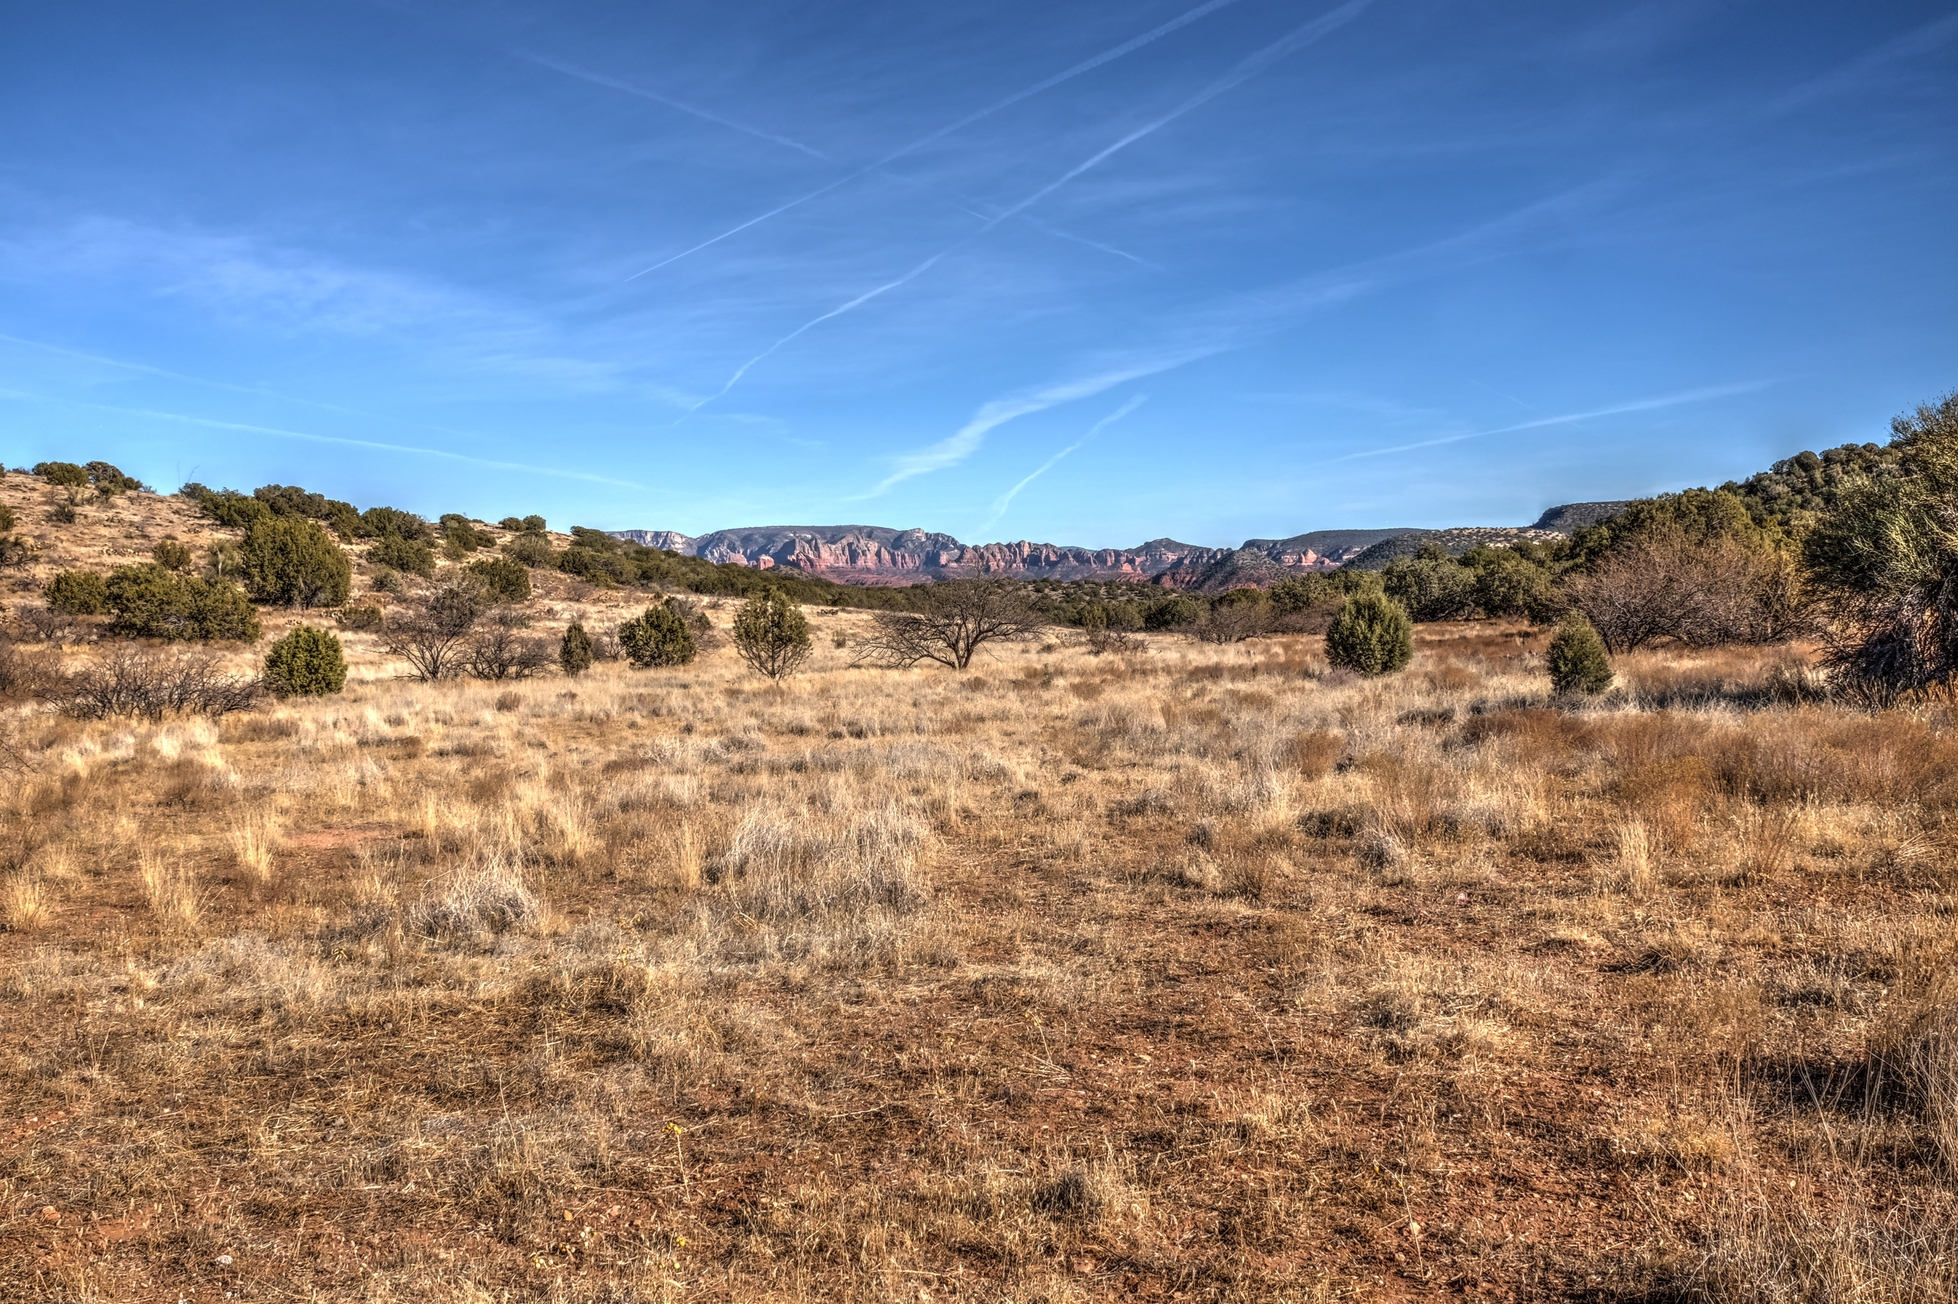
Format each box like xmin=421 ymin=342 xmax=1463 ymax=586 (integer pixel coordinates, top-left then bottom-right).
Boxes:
xmin=1 ymin=392 xmax=1956 ymax=1301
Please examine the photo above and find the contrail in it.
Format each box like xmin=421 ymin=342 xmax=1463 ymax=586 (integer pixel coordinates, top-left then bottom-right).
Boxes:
xmin=519 ymin=52 xmax=829 ymax=158
xmin=859 ymin=350 xmax=1216 ymax=499
xmin=980 ymin=0 xmax=1373 ymax=232
xmin=681 ymin=0 xmax=1372 ymax=418
xmin=1335 ymin=381 xmax=1777 ymax=461
xmin=625 ymin=0 xmax=1249 ymax=280
xmin=978 ymin=394 xmax=1147 ymax=534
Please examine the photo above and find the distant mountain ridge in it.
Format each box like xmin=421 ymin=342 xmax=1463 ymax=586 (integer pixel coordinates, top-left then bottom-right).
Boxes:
xmin=609 ymin=508 xmax=1607 ymax=591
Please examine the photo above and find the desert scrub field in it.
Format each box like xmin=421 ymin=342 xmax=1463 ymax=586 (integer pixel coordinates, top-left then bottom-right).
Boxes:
xmin=2 ymin=618 xmax=1955 ymax=1302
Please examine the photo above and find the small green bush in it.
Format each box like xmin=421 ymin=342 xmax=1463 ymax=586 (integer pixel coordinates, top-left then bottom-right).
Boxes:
xmin=618 ymin=603 xmax=696 ymax=668
xmin=498 ymin=516 xmax=525 ymax=531
xmin=732 ymin=589 xmax=811 ymax=679
xmin=369 ymin=533 xmax=436 ymax=577
xmin=560 ymin=622 xmax=593 ymax=676
xmin=521 ymin=515 xmax=547 ymax=534
xmin=440 ymin=514 xmax=486 ymax=550
xmin=1325 ymin=592 xmax=1414 ymax=677
xmin=337 ymin=604 xmax=385 ymax=632
xmin=371 ymin=567 xmax=405 ymax=594
xmin=182 ymin=484 xmax=274 ymax=531
xmin=1547 ymin=612 xmax=1614 ymax=695
xmin=0 ymin=502 xmax=16 ymax=532
xmin=106 ymin=565 xmax=261 ymax=641
xmin=1143 ymin=592 xmax=1203 ymax=630
xmin=152 ymin=539 xmax=193 ymax=571
xmin=469 ymin=557 xmax=532 ymax=602
xmin=45 ymin=570 xmax=109 ymax=616
xmin=504 ymin=534 xmax=555 ymax=568
xmin=86 ymin=461 xmax=144 ymax=495
xmin=33 ymin=461 xmax=90 ymax=488
xmin=360 ymin=507 xmax=432 ymax=542
xmin=241 ymin=516 xmax=353 ymax=607
xmin=263 ymin=625 xmax=347 ymax=696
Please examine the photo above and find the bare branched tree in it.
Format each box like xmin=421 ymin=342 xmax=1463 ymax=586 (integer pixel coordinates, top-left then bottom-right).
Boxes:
xmin=1189 ymin=602 xmax=1271 ymax=645
xmin=46 ymin=649 xmax=260 ymax=722
xmin=853 ymin=579 xmax=1043 ymax=670
xmin=464 ymin=616 xmax=554 ymax=681
xmin=1565 ymin=527 xmax=1802 ymax=652
xmin=380 ymin=581 xmax=483 ymax=681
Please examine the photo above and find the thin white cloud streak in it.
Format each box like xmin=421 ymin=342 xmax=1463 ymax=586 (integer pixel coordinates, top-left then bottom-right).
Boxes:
xmin=624 ymin=0 xmax=1248 ymax=280
xmin=978 ymin=394 xmax=1146 ymax=534
xmin=0 ymin=389 xmax=644 ymax=487
xmin=860 ymin=351 xmax=1216 ymax=499
xmin=682 ymin=0 xmax=1372 ymax=419
xmin=979 ymin=0 xmax=1373 ymax=233
xmin=1334 ymin=381 xmax=1776 ymax=461
xmin=1765 ymin=11 xmax=1958 ymax=116
xmin=518 ymin=53 xmax=829 ymax=158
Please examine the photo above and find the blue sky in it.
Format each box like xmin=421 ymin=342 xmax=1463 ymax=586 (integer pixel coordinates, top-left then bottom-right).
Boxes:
xmin=2 ymin=1 xmax=1953 ymax=547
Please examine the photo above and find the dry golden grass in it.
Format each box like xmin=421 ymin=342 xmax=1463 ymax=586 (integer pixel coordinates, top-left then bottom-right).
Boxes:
xmin=3 ymin=501 xmax=1957 ymax=1299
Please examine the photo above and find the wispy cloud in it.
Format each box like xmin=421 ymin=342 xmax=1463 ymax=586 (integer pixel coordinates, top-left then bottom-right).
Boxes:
xmin=1334 ymin=381 xmax=1776 ymax=461
xmin=977 ymin=394 xmax=1146 ymax=534
xmin=1766 ymin=11 xmax=1958 ymax=116
xmin=624 ymin=0 xmax=1250 ymax=280
xmin=680 ymin=0 xmax=1374 ymax=418
xmin=516 ymin=53 xmax=829 ymax=158
xmin=860 ymin=351 xmax=1214 ymax=499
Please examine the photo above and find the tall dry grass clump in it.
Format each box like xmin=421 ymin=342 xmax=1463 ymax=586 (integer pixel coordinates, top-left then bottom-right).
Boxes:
xmin=227 ymin=808 xmax=281 ymax=884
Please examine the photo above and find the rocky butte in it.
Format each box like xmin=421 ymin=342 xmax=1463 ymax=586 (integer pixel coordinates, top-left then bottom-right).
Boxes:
xmin=609 ymin=505 xmax=1620 ymax=592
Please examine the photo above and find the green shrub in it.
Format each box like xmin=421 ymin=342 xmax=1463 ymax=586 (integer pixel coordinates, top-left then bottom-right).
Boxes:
xmin=1382 ymin=544 xmax=1476 ymax=621
xmin=337 ymin=604 xmax=385 ymax=632
xmin=0 ymin=502 xmax=13 ymax=533
xmin=33 ymin=461 xmax=89 ymax=488
xmin=1547 ymin=612 xmax=1614 ymax=695
xmin=504 ymin=534 xmax=555 ymax=568
xmin=1325 ymin=592 xmax=1413 ymax=677
xmin=521 ymin=515 xmax=547 ymax=534
xmin=360 ymin=507 xmax=432 ymax=542
xmin=106 ymin=565 xmax=261 ymax=641
xmin=1143 ymin=592 xmax=1202 ymax=630
xmin=241 ymin=516 xmax=352 ymax=608
xmin=468 ymin=557 xmax=532 ymax=602
xmin=557 ymin=546 xmax=629 ymax=585
xmin=498 ymin=516 xmax=525 ymax=531
xmin=86 ymin=461 xmax=143 ymax=495
xmin=369 ymin=533 xmax=436 ymax=577
xmin=45 ymin=570 xmax=109 ymax=616
xmin=183 ymin=485 xmax=273 ymax=531
xmin=152 ymin=539 xmax=193 ymax=571
xmin=253 ymin=484 xmax=331 ymax=518
xmin=732 ymin=589 xmax=812 ymax=679
xmin=371 ymin=567 xmax=405 ymax=594
xmin=263 ymin=625 xmax=347 ymax=696
xmin=440 ymin=514 xmax=486 ymax=552
xmin=1464 ymin=546 xmax=1561 ymax=622
xmin=618 ymin=603 xmax=696 ymax=667
xmin=559 ymin=622 xmax=593 ymax=676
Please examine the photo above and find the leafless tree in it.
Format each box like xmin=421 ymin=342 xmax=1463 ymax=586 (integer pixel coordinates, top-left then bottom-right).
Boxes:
xmin=464 ymin=616 xmax=554 ymax=680
xmin=1565 ymin=527 xmax=1804 ymax=652
xmin=47 ymin=649 xmax=261 ymax=722
xmin=380 ymin=581 xmax=483 ymax=681
xmin=852 ymin=579 xmax=1043 ymax=670
xmin=1189 ymin=602 xmax=1271 ymax=645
